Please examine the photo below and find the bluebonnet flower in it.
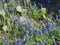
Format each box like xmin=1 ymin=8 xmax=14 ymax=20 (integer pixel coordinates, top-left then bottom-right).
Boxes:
xmin=9 ymin=8 xmax=14 ymax=12
xmin=5 ymin=38 xmax=10 ymax=44
xmin=45 ymin=38 xmax=48 ymax=42
xmin=10 ymin=15 xmax=13 ymax=23
xmin=40 ymin=21 xmax=43 ymax=25
xmin=28 ymin=21 xmax=33 ymax=27
xmin=57 ymin=3 xmax=60 ymax=9
xmin=46 ymin=0 xmax=51 ymax=7
xmin=48 ymin=23 xmax=54 ymax=29
xmin=53 ymin=39 xmax=56 ymax=45
xmin=15 ymin=25 xmax=18 ymax=30
xmin=25 ymin=34 xmax=29 ymax=42
xmin=56 ymin=15 xmax=58 ymax=20
xmin=25 ymin=23 xmax=29 ymax=28
xmin=48 ymin=27 xmax=52 ymax=32
xmin=35 ymin=28 xmax=42 ymax=37
xmin=22 ymin=30 xmax=29 ymax=36
xmin=2 ymin=0 xmax=5 ymax=3
xmin=39 ymin=30 xmax=42 ymax=37
xmin=44 ymin=17 xmax=48 ymax=21
xmin=23 ymin=14 xmax=29 ymax=20
xmin=9 ymin=27 xmax=12 ymax=32
xmin=24 ymin=0 xmax=26 ymax=7
xmin=43 ymin=23 xmax=46 ymax=29
xmin=14 ymin=33 xmax=17 ymax=38
xmin=25 ymin=30 xmax=29 ymax=35
xmin=30 ymin=27 xmax=34 ymax=32
xmin=14 ymin=41 xmax=17 ymax=45
xmin=17 ymin=39 xmax=22 ymax=45
xmin=58 ymin=42 xmax=60 ymax=45
xmin=4 ymin=8 xmax=8 ymax=13
xmin=24 ymin=42 xmax=28 ymax=45
xmin=17 ymin=0 xmax=20 ymax=5
xmin=20 ymin=22 xmax=25 ymax=26
xmin=1 ymin=37 xmax=5 ymax=43
xmin=38 ymin=3 xmax=42 ymax=7
xmin=44 ymin=28 xmax=48 ymax=35
xmin=40 ymin=40 xmax=45 ymax=45
xmin=17 ymin=18 xmax=21 ymax=24
xmin=35 ymin=30 xmax=39 ymax=36
xmin=58 ymin=9 xmax=60 ymax=15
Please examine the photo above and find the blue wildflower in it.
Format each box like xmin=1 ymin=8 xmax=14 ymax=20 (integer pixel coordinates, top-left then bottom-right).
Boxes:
xmin=58 ymin=9 xmax=60 ymax=15
xmin=58 ymin=42 xmax=60 ymax=45
xmin=1 ymin=37 xmax=5 ymax=43
xmin=48 ymin=23 xmax=54 ymax=29
xmin=30 ymin=27 xmax=34 ymax=32
xmin=4 ymin=8 xmax=8 ymax=13
xmin=14 ymin=41 xmax=17 ymax=45
xmin=53 ymin=39 xmax=56 ymax=45
xmin=22 ymin=30 xmax=29 ymax=36
xmin=44 ymin=28 xmax=48 ymax=35
xmin=2 ymin=0 xmax=5 ymax=3
xmin=23 ymin=14 xmax=29 ymax=20
xmin=5 ymin=38 xmax=10 ymax=44
xmin=17 ymin=0 xmax=20 ymax=5
xmin=9 ymin=27 xmax=12 ymax=32
xmin=17 ymin=18 xmax=21 ymax=24
xmin=17 ymin=39 xmax=22 ymax=45
xmin=14 ymin=33 xmax=17 ymax=38
xmin=25 ymin=34 xmax=29 ymax=42
xmin=35 ymin=30 xmax=39 ymax=36
xmin=40 ymin=40 xmax=45 ymax=45
xmin=15 ymin=25 xmax=18 ymax=30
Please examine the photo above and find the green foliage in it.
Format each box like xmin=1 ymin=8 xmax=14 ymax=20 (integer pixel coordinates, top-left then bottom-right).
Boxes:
xmin=16 ymin=5 xmax=22 ymax=12
xmin=2 ymin=25 xmax=8 ymax=31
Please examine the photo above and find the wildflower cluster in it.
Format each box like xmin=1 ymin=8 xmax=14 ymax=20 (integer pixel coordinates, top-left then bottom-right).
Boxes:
xmin=0 ymin=0 xmax=60 ymax=45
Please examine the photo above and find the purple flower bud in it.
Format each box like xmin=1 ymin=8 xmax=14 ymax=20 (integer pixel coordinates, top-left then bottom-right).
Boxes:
xmin=14 ymin=41 xmax=17 ymax=45
xmin=22 ymin=30 xmax=29 ymax=36
xmin=33 ymin=42 xmax=37 ymax=45
xmin=58 ymin=42 xmax=60 ymax=45
xmin=58 ymin=9 xmax=60 ymax=15
xmin=25 ymin=34 xmax=29 ymax=42
xmin=4 ymin=8 xmax=8 ymax=12
xmin=17 ymin=39 xmax=22 ymax=45
xmin=48 ymin=23 xmax=54 ymax=29
xmin=5 ymin=38 xmax=10 ymax=44
xmin=15 ymin=25 xmax=18 ymax=30
xmin=30 ymin=27 xmax=34 ymax=32
xmin=44 ymin=28 xmax=48 ymax=35
xmin=35 ymin=30 xmax=39 ymax=36
xmin=14 ymin=33 xmax=17 ymax=38
xmin=40 ymin=40 xmax=45 ymax=45
xmin=17 ymin=0 xmax=20 ymax=5
xmin=1 ymin=37 xmax=5 ymax=43
xmin=53 ymin=39 xmax=56 ymax=45
xmin=9 ymin=28 xmax=12 ymax=32
xmin=2 ymin=0 xmax=5 ymax=3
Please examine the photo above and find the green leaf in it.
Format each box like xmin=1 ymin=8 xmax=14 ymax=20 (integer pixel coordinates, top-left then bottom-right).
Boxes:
xmin=2 ymin=25 xmax=8 ymax=31
xmin=0 ymin=9 xmax=5 ymax=17
xmin=20 ymin=16 xmax=28 ymax=24
xmin=40 ymin=8 xmax=46 ymax=15
xmin=16 ymin=6 xmax=22 ymax=12
xmin=26 ymin=0 xmax=30 ymax=4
